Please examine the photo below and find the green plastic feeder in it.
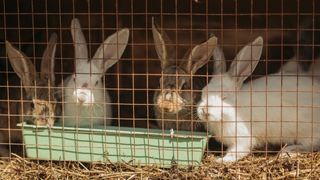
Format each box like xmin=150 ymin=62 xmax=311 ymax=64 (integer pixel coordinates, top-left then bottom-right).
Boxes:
xmin=17 ymin=123 xmax=208 ymax=168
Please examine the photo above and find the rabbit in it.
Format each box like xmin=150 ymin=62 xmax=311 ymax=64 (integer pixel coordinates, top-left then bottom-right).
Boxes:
xmin=197 ymin=36 xmax=320 ymax=163
xmin=59 ymin=18 xmax=129 ymax=128
xmin=151 ymin=19 xmax=217 ymax=132
xmin=5 ymin=33 xmax=58 ymax=127
xmin=1 ymin=33 xmax=58 ymax=156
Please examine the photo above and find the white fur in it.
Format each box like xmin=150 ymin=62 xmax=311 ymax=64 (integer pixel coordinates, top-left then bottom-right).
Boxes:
xmin=198 ymin=36 xmax=320 ymax=163
xmin=280 ymin=56 xmax=305 ymax=74
xmin=62 ymin=18 xmax=129 ymax=128
xmin=281 ymin=56 xmax=320 ymax=82
xmin=63 ymin=75 xmax=112 ymax=127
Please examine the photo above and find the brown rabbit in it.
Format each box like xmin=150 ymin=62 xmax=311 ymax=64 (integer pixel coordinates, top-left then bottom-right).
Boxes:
xmin=152 ymin=19 xmax=217 ymax=132
xmin=0 ymin=33 xmax=58 ymax=157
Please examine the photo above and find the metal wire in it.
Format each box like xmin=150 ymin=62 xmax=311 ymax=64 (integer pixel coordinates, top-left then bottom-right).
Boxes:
xmin=0 ymin=0 xmax=319 ymax=176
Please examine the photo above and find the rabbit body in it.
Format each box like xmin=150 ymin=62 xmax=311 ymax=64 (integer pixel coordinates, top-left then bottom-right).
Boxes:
xmin=60 ymin=18 xmax=129 ymax=128
xmin=198 ymin=36 xmax=320 ymax=163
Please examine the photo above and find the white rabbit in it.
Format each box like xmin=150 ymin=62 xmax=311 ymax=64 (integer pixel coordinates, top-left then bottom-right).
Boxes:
xmin=61 ymin=18 xmax=129 ymax=128
xmin=197 ymin=36 xmax=320 ymax=163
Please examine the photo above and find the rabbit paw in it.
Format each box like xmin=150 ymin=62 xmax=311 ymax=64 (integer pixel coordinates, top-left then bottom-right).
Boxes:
xmin=279 ymin=145 xmax=304 ymax=158
xmin=279 ymin=151 xmax=300 ymax=159
xmin=215 ymin=155 xmax=237 ymax=164
xmin=215 ymin=150 xmax=250 ymax=164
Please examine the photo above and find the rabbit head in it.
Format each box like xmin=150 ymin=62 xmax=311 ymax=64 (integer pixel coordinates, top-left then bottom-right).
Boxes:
xmin=67 ymin=18 xmax=129 ymax=106
xmin=197 ymin=36 xmax=263 ymax=124
xmin=5 ymin=33 xmax=58 ymax=127
xmin=152 ymin=19 xmax=217 ymax=116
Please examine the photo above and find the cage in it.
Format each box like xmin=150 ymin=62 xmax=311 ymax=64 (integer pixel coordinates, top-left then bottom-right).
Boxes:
xmin=0 ymin=0 xmax=319 ymax=178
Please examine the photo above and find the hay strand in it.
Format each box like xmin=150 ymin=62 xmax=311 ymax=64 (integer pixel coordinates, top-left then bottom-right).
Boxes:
xmin=0 ymin=153 xmax=319 ymax=179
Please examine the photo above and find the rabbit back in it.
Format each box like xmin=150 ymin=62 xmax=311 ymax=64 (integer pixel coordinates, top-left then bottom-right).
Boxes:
xmin=238 ymin=74 xmax=320 ymax=148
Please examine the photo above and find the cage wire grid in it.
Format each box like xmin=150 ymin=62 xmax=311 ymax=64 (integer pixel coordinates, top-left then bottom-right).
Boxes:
xmin=0 ymin=0 xmax=319 ymax=178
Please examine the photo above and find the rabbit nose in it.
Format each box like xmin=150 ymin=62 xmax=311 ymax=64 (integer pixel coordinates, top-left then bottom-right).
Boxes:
xmin=165 ymin=93 xmax=171 ymax=100
xmin=42 ymin=113 xmax=47 ymax=120
xmin=77 ymin=94 xmax=86 ymax=104
xmin=34 ymin=114 xmax=48 ymax=126
xmin=75 ymin=89 xmax=95 ymax=105
xmin=77 ymin=94 xmax=86 ymax=103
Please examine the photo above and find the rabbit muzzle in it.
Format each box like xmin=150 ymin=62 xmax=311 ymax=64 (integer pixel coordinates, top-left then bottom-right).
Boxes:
xmin=197 ymin=95 xmax=233 ymax=122
xmin=34 ymin=115 xmax=54 ymax=128
xmin=197 ymin=101 xmax=210 ymax=121
xmin=73 ymin=89 xmax=95 ymax=106
xmin=32 ymin=99 xmax=55 ymax=128
xmin=156 ymin=90 xmax=185 ymax=113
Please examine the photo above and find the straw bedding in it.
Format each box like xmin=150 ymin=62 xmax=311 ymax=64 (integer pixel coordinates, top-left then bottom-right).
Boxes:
xmin=0 ymin=152 xmax=319 ymax=179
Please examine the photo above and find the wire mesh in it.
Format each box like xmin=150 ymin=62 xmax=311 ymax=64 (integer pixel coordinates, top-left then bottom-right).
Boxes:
xmin=0 ymin=0 xmax=319 ymax=178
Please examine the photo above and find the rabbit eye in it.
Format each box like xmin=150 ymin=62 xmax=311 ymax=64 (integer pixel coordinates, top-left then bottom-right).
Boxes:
xmin=182 ymin=83 xmax=188 ymax=89
xmin=82 ymin=83 xmax=88 ymax=88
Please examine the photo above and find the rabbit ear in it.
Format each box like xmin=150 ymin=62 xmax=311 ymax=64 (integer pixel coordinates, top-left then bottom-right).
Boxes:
xmin=41 ymin=33 xmax=57 ymax=85
xmin=228 ymin=36 xmax=263 ymax=88
xmin=212 ymin=46 xmax=227 ymax=74
xmin=92 ymin=28 xmax=129 ymax=73
xmin=5 ymin=41 xmax=36 ymax=92
xmin=186 ymin=36 xmax=217 ymax=74
xmin=151 ymin=17 xmax=175 ymax=69
xmin=71 ymin=18 xmax=88 ymax=72
xmin=280 ymin=56 xmax=300 ymax=73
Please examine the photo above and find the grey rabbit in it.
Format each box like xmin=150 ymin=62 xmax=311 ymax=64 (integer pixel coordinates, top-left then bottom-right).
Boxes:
xmin=0 ymin=33 xmax=57 ymax=156
xmin=151 ymin=19 xmax=217 ymax=131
